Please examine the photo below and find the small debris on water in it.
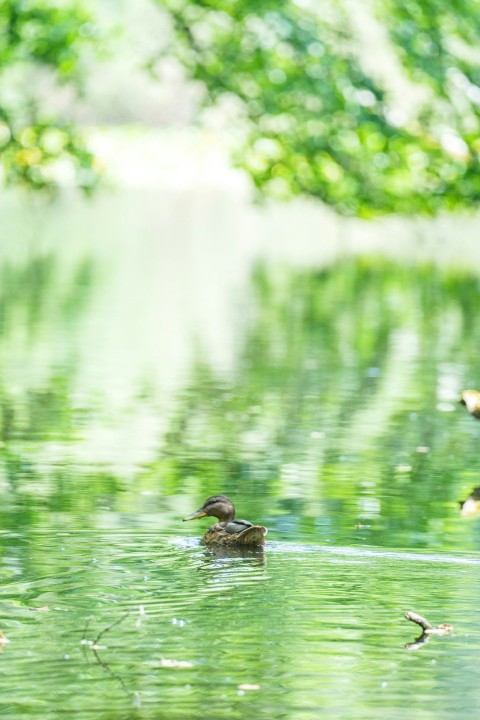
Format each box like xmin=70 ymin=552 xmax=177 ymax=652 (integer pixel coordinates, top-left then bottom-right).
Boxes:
xmin=159 ymin=658 xmax=193 ymax=668
xmin=459 ymin=487 xmax=480 ymax=516
xmin=404 ymin=610 xmax=453 ymax=650
xmin=136 ymin=606 xmax=146 ymax=628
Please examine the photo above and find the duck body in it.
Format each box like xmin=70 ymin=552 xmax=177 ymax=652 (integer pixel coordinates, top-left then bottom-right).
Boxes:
xmin=203 ymin=520 xmax=267 ymax=546
xmin=183 ymin=495 xmax=267 ymax=546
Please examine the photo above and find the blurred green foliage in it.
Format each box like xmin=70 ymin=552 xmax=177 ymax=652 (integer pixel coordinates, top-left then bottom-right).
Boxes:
xmin=161 ymin=0 xmax=480 ymax=216
xmin=0 ymin=0 xmax=100 ymax=192
xmin=3 ymin=0 xmax=480 ymax=213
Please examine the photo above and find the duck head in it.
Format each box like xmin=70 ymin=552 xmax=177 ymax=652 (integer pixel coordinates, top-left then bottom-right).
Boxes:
xmin=183 ymin=495 xmax=235 ymax=523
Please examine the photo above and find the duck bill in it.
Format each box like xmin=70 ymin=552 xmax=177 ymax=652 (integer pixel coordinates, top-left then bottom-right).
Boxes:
xmin=183 ymin=509 xmax=208 ymax=522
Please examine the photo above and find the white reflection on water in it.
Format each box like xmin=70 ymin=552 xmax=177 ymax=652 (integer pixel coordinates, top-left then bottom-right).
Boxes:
xmin=2 ymin=183 xmax=480 ymax=481
xmin=270 ymin=542 xmax=480 ymax=565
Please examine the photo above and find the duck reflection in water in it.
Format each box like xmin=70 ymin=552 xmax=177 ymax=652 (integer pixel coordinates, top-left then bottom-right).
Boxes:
xmin=183 ymin=495 xmax=267 ymax=547
xmin=203 ymin=542 xmax=265 ymax=564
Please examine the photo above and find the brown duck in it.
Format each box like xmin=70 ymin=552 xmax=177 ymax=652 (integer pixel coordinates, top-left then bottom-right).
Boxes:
xmin=183 ymin=495 xmax=267 ymax=546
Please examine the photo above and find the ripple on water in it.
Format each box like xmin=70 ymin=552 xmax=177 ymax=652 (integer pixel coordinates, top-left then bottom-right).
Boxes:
xmin=1 ymin=530 xmax=480 ymax=720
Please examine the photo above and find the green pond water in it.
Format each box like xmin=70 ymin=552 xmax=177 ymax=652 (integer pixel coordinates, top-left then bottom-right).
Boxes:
xmin=1 ymin=191 xmax=480 ymax=719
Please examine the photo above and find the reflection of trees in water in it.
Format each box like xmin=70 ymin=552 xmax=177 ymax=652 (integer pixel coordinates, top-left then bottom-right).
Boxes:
xmin=156 ymin=259 xmax=480 ymax=546
xmin=0 ymin=251 xmax=96 ymax=443
xmin=0 ymin=253 xmax=95 ymax=338
xmin=1 ymin=253 xmax=480 ymax=547
xmin=0 ymin=250 xmax=126 ymax=525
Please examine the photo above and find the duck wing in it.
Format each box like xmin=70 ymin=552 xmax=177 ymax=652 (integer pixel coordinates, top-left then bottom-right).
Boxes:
xmin=224 ymin=519 xmax=254 ymax=534
xmin=225 ymin=519 xmax=267 ymax=545
xmin=234 ymin=524 xmax=268 ymax=545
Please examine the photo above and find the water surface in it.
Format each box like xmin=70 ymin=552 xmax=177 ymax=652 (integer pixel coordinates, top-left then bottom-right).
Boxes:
xmin=1 ymin=190 xmax=480 ymax=719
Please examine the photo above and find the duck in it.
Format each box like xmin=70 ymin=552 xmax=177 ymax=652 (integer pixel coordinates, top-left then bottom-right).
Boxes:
xmin=183 ymin=495 xmax=267 ymax=546
xmin=460 ymin=389 xmax=480 ymax=419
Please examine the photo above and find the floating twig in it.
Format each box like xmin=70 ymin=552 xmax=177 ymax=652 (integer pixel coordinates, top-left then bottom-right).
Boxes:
xmin=92 ymin=647 xmax=140 ymax=706
xmin=81 ymin=612 xmax=139 ymax=705
xmin=81 ymin=617 xmax=92 ymax=643
xmin=405 ymin=611 xmax=432 ymax=632
xmin=92 ymin=612 xmax=130 ymax=647
xmin=404 ymin=610 xmax=453 ymax=650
